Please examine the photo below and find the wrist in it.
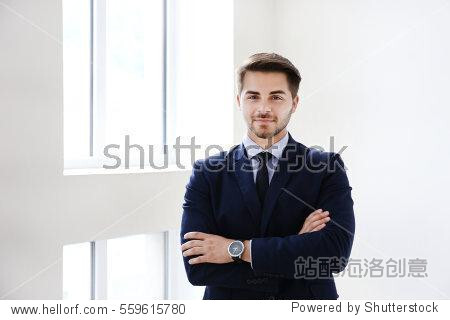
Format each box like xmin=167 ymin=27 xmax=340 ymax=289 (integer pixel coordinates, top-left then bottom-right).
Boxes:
xmin=241 ymin=240 xmax=251 ymax=263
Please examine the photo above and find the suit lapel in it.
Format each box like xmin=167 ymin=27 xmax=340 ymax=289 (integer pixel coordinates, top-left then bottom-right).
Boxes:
xmin=232 ymin=144 xmax=262 ymax=233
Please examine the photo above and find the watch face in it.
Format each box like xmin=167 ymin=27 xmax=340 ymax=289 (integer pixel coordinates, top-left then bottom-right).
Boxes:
xmin=228 ymin=241 xmax=244 ymax=257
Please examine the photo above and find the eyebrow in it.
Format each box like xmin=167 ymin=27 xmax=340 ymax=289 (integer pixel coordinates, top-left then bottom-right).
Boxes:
xmin=245 ymin=90 xmax=287 ymax=95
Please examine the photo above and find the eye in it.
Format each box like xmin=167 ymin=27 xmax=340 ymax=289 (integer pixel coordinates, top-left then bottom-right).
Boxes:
xmin=247 ymin=95 xmax=258 ymax=100
xmin=272 ymin=95 xmax=283 ymax=100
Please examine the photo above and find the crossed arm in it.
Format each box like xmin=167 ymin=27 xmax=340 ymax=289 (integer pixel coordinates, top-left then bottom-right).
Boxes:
xmin=180 ymin=154 xmax=355 ymax=289
xmin=181 ymin=208 xmax=331 ymax=265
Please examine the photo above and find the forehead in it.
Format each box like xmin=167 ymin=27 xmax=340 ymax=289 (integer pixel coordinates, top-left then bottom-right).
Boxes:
xmin=241 ymin=71 xmax=289 ymax=93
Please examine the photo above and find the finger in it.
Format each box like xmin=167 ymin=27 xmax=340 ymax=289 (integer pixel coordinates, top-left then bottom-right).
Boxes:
xmin=310 ymin=211 xmax=329 ymax=220
xmin=184 ymin=231 xmax=208 ymax=240
xmin=188 ymin=255 xmax=206 ymax=265
xmin=181 ymin=240 xmax=203 ymax=251
xmin=304 ymin=209 xmax=323 ymax=223
xmin=183 ymin=246 xmax=205 ymax=257
xmin=309 ymin=216 xmax=331 ymax=229
xmin=311 ymin=223 xmax=326 ymax=232
xmin=300 ymin=210 xmax=328 ymax=234
xmin=302 ymin=213 xmax=329 ymax=231
xmin=307 ymin=211 xmax=329 ymax=223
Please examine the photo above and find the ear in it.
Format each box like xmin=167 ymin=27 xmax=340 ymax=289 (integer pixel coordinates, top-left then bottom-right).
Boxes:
xmin=236 ymin=94 xmax=241 ymax=110
xmin=291 ymin=95 xmax=299 ymax=113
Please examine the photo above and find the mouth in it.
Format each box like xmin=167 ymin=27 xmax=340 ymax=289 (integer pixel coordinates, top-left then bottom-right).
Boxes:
xmin=254 ymin=119 xmax=275 ymax=123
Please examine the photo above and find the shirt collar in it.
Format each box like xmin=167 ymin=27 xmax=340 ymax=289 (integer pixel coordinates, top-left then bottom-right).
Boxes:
xmin=242 ymin=131 xmax=289 ymax=160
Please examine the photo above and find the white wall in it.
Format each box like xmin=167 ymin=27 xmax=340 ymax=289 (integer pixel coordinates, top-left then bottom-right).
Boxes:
xmin=268 ymin=0 xmax=450 ymax=298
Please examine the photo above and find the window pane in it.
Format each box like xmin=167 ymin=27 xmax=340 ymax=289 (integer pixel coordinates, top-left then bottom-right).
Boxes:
xmin=107 ymin=233 xmax=165 ymax=299
xmin=167 ymin=0 xmax=234 ymax=148
xmin=102 ymin=0 xmax=164 ymax=149
xmin=63 ymin=0 xmax=91 ymax=161
xmin=63 ymin=242 xmax=91 ymax=300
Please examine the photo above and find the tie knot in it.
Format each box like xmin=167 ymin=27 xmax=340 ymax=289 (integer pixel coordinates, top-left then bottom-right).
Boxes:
xmin=255 ymin=151 xmax=273 ymax=164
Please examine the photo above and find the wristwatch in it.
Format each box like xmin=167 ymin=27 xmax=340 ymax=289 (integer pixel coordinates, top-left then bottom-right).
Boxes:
xmin=228 ymin=240 xmax=245 ymax=262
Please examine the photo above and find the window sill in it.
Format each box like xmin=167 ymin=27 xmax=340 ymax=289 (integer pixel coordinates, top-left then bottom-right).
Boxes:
xmin=63 ymin=164 xmax=192 ymax=176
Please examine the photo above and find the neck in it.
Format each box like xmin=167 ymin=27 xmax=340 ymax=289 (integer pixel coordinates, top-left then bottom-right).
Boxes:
xmin=247 ymin=129 xmax=288 ymax=149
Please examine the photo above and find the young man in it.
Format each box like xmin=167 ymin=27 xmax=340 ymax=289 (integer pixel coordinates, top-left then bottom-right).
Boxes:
xmin=180 ymin=53 xmax=355 ymax=299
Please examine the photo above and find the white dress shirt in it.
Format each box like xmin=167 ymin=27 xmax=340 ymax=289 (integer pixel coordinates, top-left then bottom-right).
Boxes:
xmin=242 ymin=131 xmax=289 ymax=183
xmin=241 ymin=131 xmax=290 ymax=268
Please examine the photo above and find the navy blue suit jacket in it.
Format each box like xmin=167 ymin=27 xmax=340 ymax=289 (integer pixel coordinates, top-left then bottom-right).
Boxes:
xmin=180 ymin=133 xmax=355 ymax=299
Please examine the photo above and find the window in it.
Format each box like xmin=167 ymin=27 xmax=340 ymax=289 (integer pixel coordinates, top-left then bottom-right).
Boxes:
xmin=166 ymin=0 xmax=234 ymax=147
xmin=106 ymin=233 xmax=165 ymax=299
xmin=62 ymin=230 xmax=204 ymax=300
xmin=63 ymin=242 xmax=92 ymax=300
xmin=63 ymin=0 xmax=234 ymax=171
xmin=63 ymin=0 xmax=91 ymax=162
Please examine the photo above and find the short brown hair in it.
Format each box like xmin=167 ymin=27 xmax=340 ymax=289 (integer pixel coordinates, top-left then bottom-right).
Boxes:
xmin=236 ymin=52 xmax=301 ymax=98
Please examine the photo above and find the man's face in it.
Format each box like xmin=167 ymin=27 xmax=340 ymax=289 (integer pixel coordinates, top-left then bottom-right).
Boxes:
xmin=237 ymin=71 xmax=299 ymax=140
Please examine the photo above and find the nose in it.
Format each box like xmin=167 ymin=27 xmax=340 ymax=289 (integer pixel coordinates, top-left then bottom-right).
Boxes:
xmin=257 ymin=101 xmax=271 ymax=114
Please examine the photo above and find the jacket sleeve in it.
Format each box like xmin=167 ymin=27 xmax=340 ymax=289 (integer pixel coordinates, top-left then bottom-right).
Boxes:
xmin=180 ymin=159 xmax=280 ymax=292
xmin=250 ymin=153 xmax=355 ymax=279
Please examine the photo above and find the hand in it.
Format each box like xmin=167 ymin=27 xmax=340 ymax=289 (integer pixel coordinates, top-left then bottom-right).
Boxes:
xmin=181 ymin=232 xmax=234 ymax=265
xmin=298 ymin=208 xmax=330 ymax=234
